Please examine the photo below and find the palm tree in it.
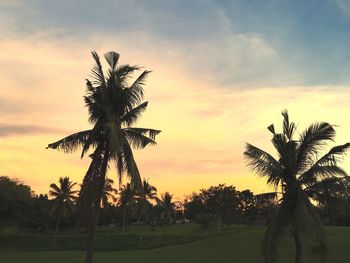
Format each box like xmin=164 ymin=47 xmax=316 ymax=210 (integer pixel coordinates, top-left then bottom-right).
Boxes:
xmin=101 ymin=178 xmax=118 ymax=207
xmin=136 ymin=178 xmax=158 ymax=223
xmin=49 ymin=177 xmax=78 ymax=246
xmin=244 ymin=110 xmax=349 ymax=263
xmin=157 ymin=192 xmax=176 ymax=225
xmin=47 ymin=51 xmax=160 ymax=263
xmin=118 ymin=183 xmax=136 ymax=232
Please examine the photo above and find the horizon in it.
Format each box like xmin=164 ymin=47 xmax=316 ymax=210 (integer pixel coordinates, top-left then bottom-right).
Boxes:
xmin=1 ymin=0 xmax=350 ymax=201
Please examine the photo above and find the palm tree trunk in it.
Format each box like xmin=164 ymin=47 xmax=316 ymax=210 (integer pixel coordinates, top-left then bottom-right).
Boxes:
xmin=294 ymin=232 xmax=302 ymax=263
xmin=54 ymin=215 xmax=61 ymax=247
xmin=84 ymin=147 xmax=109 ymax=263
xmin=85 ymin=209 xmax=100 ymax=263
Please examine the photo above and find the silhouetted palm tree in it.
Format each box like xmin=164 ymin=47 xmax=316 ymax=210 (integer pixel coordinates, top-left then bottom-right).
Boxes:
xmin=118 ymin=183 xmax=136 ymax=232
xmin=157 ymin=192 xmax=176 ymax=224
xmin=48 ymin=51 xmax=160 ymax=263
xmin=49 ymin=177 xmax=78 ymax=246
xmin=101 ymin=178 xmax=118 ymax=207
xmin=137 ymin=178 xmax=158 ymax=223
xmin=244 ymin=110 xmax=349 ymax=263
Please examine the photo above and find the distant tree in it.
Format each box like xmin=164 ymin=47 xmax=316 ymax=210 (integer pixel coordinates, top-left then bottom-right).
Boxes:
xmin=118 ymin=183 xmax=137 ymax=232
xmin=306 ymin=177 xmax=350 ymax=225
xmin=47 ymin=51 xmax=160 ymax=263
xmin=237 ymin=189 xmax=255 ymax=224
xmin=29 ymin=194 xmax=55 ymax=232
xmin=156 ymin=192 xmax=176 ymax=225
xmin=244 ymin=110 xmax=350 ymax=263
xmin=49 ymin=177 xmax=78 ymax=246
xmin=0 ymin=176 xmax=32 ymax=224
xmin=184 ymin=184 xmax=240 ymax=230
xmin=101 ymin=178 xmax=118 ymax=207
xmin=136 ymin=178 xmax=158 ymax=223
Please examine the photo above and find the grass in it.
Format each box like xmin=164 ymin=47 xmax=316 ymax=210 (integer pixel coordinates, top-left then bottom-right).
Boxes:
xmin=0 ymin=224 xmax=349 ymax=262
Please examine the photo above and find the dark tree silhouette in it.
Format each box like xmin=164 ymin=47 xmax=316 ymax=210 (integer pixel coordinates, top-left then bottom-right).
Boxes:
xmin=49 ymin=177 xmax=78 ymax=246
xmin=157 ymin=192 xmax=176 ymax=225
xmin=244 ymin=110 xmax=350 ymax=263
xmin=101 ymin=178 xmax=118 ymax=207
xmin=136 ymin=178 xmax=158 ymax=223
xmin=47 ymin=51 xmax=160 ymax=263
xmin=118 ymin=183 xmax=137 ymax=232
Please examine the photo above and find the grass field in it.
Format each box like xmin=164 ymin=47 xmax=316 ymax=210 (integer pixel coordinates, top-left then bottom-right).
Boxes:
xmin=1 ymin=224 xmax=349 ymax=262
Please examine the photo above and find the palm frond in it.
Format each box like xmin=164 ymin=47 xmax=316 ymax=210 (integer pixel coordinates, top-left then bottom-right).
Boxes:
xmin=281 ymin=110 xmax=296 ymax=140
xmin=116 ymin=65 xmax=140 ymax=84
xmin=47 ymin=130 xmax=92 ymax=153
xmin=120 ymin=140 xmax=142 ymax=189
xmin=244 ymin=144 xmax=282 ymax=188
xmin=297 ymin=122 xmax=336 ymax=173
xmin=104 ymin=51 xmax=120 ymax=70
xmin=124 ymin=127 xmax=161 ymax=141
xmin=293 ymin=190 xmax=327 ymax=262
xmin=123 ymin=128 xmax=158 ymax=149
xmin=121 ymin=101 xmax=148 ymax=126
xmin=299 ymin=143 xmax=350 ymax=186
xmin=300 ymin=165 xmax=348 ymax=187
xmin=123 ymin=70 xmax=151 ymax=109
xmin=91 ymin=51 xmax=106 ymax=87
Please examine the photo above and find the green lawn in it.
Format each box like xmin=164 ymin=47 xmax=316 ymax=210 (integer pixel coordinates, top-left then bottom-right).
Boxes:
xmin=1 ymin=224 xmax=349 ymax=262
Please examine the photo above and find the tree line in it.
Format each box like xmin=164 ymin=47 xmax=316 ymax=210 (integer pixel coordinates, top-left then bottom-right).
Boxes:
xmin=1 ymin=175 xmax=349 ymax=234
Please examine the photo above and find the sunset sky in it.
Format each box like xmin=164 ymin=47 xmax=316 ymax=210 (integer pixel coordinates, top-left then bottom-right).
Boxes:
xmin=1 ymin=0 xmax=350 ymax=200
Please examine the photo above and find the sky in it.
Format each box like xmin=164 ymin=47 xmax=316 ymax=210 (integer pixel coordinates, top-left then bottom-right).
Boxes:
xmin=1 ymin=0 xmax=350 ymax=200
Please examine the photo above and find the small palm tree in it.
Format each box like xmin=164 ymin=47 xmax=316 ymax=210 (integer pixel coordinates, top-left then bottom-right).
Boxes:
xmin=49 ymin=177 xmax=78 ymax=246
xmin=101 ymin=178 xmax=118 ymax=207
xmin=244 ymin=110 xmax=349 ymax=263
xmin=48 ymin=51 xmax=160 ymax=263
xmin=118 ymin=183 xmax=136 ymax=232
xmin=157 ymin=192 xmax=176 ymax=225
xmin=137 ymin=178 xmax=158 ymax=223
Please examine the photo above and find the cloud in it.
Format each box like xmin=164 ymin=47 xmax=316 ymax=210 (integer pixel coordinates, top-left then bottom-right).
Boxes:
xmin=2 ymin=0 xmax=350 ymax=87
xmin=333 ymin=0 xmax=350 ymax=14
xmin=0 ymin=124 xmax=68 ymax=137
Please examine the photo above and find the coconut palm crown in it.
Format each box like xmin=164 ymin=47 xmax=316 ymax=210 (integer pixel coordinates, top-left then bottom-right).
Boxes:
xmin=49 ymin=176 xmax=78 ymax=216
xmin=244 ymin=110 xmax=349 ymax=263
xmin=49 ymin=176 xmax=78 ymax=245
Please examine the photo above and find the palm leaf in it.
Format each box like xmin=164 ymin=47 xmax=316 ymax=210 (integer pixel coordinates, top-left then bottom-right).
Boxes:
xmin=90 ymin=51 xmax=106 ymax=87
xmin=47 ymin=130 xmax=92 ymax=153
xmin=300 ymin=143 xmax=350 ymax=186
xmin=123 ymin=128 xmax=158 ymax=149
xmin=104 ymin=51 xmax=120 ymax=70
xmin=121 ymin=101 xmax=148 ymax=126
xmin=244 ymin=144 xmax=282 ymax=188
xmin=297 ymin=122 xmax=336 ymax=173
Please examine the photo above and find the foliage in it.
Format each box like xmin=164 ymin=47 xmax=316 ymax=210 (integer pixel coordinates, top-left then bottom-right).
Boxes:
xmin=0 ymin=176 xmax=33 ymax=224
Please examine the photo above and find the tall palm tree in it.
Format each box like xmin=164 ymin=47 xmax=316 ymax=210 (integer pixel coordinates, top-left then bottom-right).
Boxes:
xmin=101 ymin=178 xmax=118 ymax=207
xmin=118 ymin=183 xmax=136 ymax=232
xmin=157 ymin=192 xmax=176 ymax=224
xmin=49 ymin=176 xmax=78 ymax=246
xmin=47 ymin=51 xmax=160 ymax=263
xmin=137 ymin=178 xmax=158 ymax=223
xmin=244 ymin=110 xmax=349 ymax=263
